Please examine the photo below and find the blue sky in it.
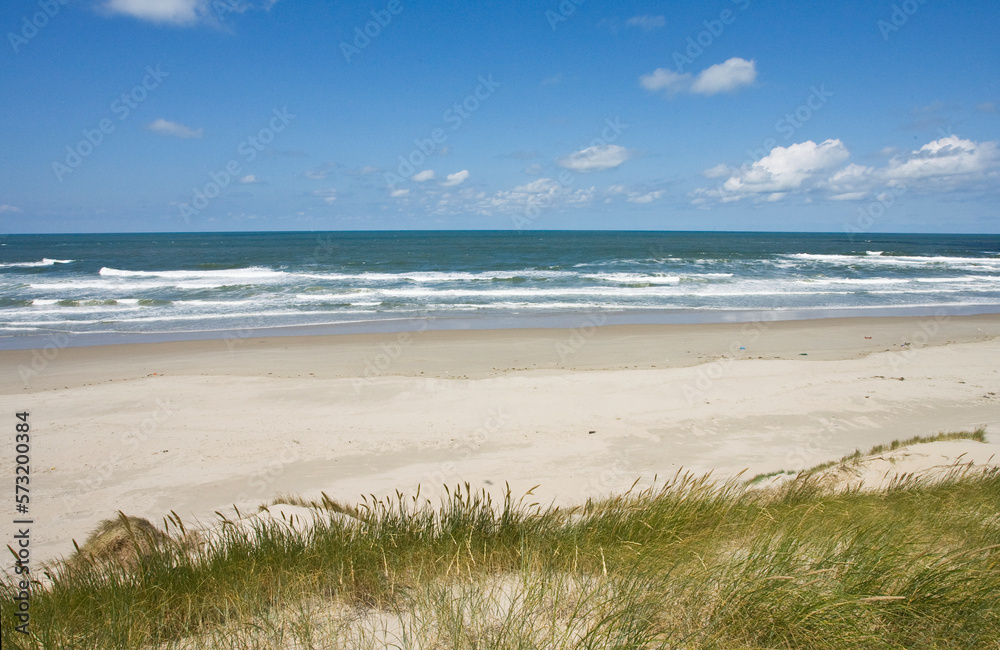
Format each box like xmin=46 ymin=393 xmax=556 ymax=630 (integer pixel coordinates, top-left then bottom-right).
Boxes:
xmin=0 ymin=0 xmax=998 ymax=234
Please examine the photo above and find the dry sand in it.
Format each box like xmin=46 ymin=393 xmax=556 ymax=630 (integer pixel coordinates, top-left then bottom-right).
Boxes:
xmin=2 ymin=313 xmax=999 ymax=565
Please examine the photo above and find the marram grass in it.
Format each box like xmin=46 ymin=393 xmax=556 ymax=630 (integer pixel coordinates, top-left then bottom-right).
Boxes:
xmin=2 ymin=430 xmax=998 ymax=649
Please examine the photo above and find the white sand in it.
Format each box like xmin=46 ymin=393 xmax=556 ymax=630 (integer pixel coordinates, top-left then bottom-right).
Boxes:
xmin=2 ymin=314 xmax=999 ymax=565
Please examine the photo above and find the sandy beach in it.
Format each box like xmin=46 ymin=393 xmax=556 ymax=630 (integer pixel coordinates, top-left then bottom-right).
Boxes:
xmin=3 ymin=313 xmax=999 ymax=566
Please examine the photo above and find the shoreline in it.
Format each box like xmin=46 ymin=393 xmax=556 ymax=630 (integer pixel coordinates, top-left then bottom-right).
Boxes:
xmin=4 ymin=303 xmax=1000 ymax=351
xmin=2 ymin=313 xmax=999 ymax=565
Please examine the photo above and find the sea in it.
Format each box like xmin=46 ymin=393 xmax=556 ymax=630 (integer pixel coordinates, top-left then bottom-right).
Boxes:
xmin=2 ymin=231 xmax=1000 ymax=349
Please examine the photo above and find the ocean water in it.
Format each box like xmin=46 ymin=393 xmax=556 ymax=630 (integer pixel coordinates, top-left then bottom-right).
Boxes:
xmin=2 ymin=231 xmax=1000 ymax=347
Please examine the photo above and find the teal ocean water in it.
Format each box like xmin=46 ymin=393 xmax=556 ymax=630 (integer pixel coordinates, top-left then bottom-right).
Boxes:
xmin=2 ymin=231 xmax=1000 ymax=346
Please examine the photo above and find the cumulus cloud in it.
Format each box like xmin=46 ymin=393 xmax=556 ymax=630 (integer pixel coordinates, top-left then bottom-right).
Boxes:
xmin=690 ymin=58 xmax=757 ymax=95
xmin=440 ymin=170 xmax=470 ymax=187
xmin=557 ymin=144 xmax=632 ymax=172
xmin=238 ymin=174 xmax=262 ymax=184
xmin=626 ymin=15 xmax=665 ymax=30
xmin=641 ymin=58 xmax=756 ymax=97
xmin=694 ymin=135 xmax=1000 ymax=206
xmin=821 ymin=163 xmax=874 ymax=200
xmin=882 ymin=136 xmax=999 ymax=186
xmin=412 ymin=169 xmax=435 ymax=182
xmin=694 ymin=139 xmax=849 ymax=203
xmin=147 ymin=118 xmax=203 ymax=139
xmin=389 ymin=188 xmax=410 ymax=198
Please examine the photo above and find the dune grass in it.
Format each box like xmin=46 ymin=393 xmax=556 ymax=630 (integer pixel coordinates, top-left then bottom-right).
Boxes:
xmin=2 ymin=431 xmax=998 ymax=649
xmin=801 ymin=426 xmax=988 ymax=475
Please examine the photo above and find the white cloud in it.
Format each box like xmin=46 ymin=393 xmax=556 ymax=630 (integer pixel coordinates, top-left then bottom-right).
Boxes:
xmin=626 ymin=15 xmax=665 ymax=30
xmin=389 ymin=188 xmax=410 ymax=198
xmin=0 ymin=204 xmax=22 ymax=213
xmin=828 ymin=192 xmax=868 ymax=201
xmin=478 ymin=178 xmax=596 ymax=214
xmin=103 ymin=0 xmax=281 ymax=24
xmin=523 ymin=164 xmax=544 ymax=176
xmin=103 ymin=0 xmax=207 ymax=24
xmin=639 ymin=68 xmax=691 ymax=95
xmin=238 ymin=174 xmax=262 ymax=184
xmin=311 ymin=189 xmax=337 ymax=204
xmin=694 ymin=134 xmax=999 ymax=206
xmin=557 ymin=144 xmax=632 ymax=172
xmin=440 ymin=170 xmax=470 ymax=187
xmin=626 ymin=190 xmax=664 ymax=204
xmin=147 ymin=118 xmax=203 ymax=139
xmin=702 ymin=163 xmax=732 ymax=178
xmin=695 ymin=139 xmax=849 ymax=203
xmin=412 ymin=169 xmax=435 ymax=182
xmin=641 ymin=58 xmax=756 ymax=97
xmin=690 ymin=58 xmax=757 ymax=95
xmin=882 ymin=136 xmax=999 ymax=185
xmin=725 ymin=139 xmax=848 ymax=194
xmin=821 ymin=163 xmax=874 ymax=200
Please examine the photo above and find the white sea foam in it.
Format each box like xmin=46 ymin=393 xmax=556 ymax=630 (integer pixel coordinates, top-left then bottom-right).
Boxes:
xmin=585 ymin=273 xmax=682 ymax=285
xmin=783 ymin=253 xmax=1000 ymax=267
xmin=0 ymin=258 xmax=74 ymax=268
